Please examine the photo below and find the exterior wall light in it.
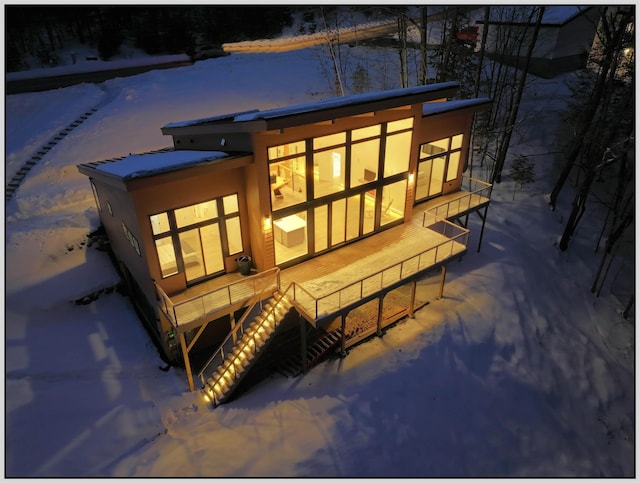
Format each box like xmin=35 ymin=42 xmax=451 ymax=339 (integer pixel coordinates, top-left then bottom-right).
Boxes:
xmin=264 ymin=216 xmax=272 ymax=230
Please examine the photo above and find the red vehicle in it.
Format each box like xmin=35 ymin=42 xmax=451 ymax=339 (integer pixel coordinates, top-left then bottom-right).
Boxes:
xmin=456 ymin=26 xmax=479 ymax=46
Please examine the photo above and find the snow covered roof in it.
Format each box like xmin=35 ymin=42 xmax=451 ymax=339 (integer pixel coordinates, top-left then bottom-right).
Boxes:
xmin=484 ymin=6 xmax=594 ymax=26
xmin=81 ymin=90 xmax=491 ymax=181
xmin=422 ymin=98 xmax=492 ymax=117
xmin=163 ymin=110 xmax=260 ymax=129
xmin=233 ymin=82 xmax=460 ymax=122
xmin=162 ymin=82 xmax=460 ymax=131
xmin=83 ymin=149 xmax=234 ymax=180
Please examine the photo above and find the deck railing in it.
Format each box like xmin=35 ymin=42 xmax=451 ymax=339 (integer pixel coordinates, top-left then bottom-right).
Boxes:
xmin=157 ymin=206 xmax=472 ymax=332
xmin=427 ymin=176 xmax=492 ymax=219
xmin=155 ymin=267 xmax=281 ymax=329
xmin=288 ymin=213 xmax=469 ymax=320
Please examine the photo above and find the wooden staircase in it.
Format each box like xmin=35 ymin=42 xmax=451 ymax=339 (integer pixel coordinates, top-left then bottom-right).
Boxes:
xmin=202 ymin=290 xmax=293 ymax=406
xmin=276 ymin=328 xmax=343 ymax=378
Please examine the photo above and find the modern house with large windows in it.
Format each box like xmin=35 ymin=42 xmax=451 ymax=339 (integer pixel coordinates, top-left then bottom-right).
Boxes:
xmin=78 ymin=81 xmax=492 ymax=405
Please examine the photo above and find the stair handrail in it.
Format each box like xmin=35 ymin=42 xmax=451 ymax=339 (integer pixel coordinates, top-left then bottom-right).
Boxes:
xmin=199 ymin=288 xmax=290 ymax=389
xmin=196 ymin=290 xmax=264 ymax=383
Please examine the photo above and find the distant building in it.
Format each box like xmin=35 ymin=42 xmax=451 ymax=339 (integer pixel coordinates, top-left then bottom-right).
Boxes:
xmin=78 ymin=82 xmax=492 ymax=405
xmin=477 ymin=6 xmax=602 ymax=78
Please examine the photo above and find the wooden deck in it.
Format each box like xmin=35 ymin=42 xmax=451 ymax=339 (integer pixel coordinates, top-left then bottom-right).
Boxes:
xmin=161 ymin=181 xmax=490 ymax=327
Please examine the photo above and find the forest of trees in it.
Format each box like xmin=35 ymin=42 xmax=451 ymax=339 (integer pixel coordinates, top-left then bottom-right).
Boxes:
xmin=5 ymin=5 xmax=297 ymax=71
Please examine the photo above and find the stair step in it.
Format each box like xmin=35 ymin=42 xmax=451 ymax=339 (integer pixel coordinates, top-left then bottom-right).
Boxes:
xmin=317 ymin=340 xmax=330 ymax=351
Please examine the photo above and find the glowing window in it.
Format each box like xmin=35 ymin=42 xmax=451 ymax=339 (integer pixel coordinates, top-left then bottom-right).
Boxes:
xmin=268 ymin=140 xmax=306 ymax=160
xmin=313 ymin=132 xmax=346 ymax=150
xmin=387 ymin=117 xmax=414 ymax=133
xmin=383 ymin=131 xmax=412 ymax=177
xmin=446 ymin=152 xmax=461 ymax=181
xmin=175 ymin=200 xmax=217 ymax=228
xmin=150 ymin=212 xmax=171 ymax=235
xmin=352 ymin=124 xmax=381 ymax=141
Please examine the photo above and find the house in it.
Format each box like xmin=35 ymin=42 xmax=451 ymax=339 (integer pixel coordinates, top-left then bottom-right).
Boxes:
xmin=477 ymin=6 xmax=602 ymax=78
xmin=77 ymin=82 xmax=492 ymax=405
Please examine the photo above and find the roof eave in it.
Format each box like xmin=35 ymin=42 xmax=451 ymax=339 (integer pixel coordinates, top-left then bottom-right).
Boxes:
xmin=423 ymin=98 xmax=493 ymax=118
xmin=161 ymin=119 xmax=267 ymax=136
xmin=262 ymin=85 xmax=461 ymax=130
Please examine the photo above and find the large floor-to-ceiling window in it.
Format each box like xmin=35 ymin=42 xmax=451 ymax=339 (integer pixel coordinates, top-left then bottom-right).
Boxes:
xmin=150 ymin=194 xmax=244 ymax=283
xmin=268 ymin=117 xmax=414 ymax=266
xmin=415 ymin=134 xmax=463 ymax=202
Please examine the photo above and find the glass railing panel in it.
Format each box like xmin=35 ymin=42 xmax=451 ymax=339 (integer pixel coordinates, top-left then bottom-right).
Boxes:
xmin=362 ymin=273 xmax=383 ymax=297
xmin=202 ymin=289 xmax=230 ymax=314
xmin=401 ymin=256 xmax=420 ymax=278
xmin=318 ymin=292 xmax=340 ymax=316
xmin=173 ymin=299 xmax=204 ymax=325
xmin=382 ymin=265 xmax=402 ymax=287
xmin=420 ymin=247 xmax=437 ymax=269
xmin=340 ymin=283 xmax=362 ymax=307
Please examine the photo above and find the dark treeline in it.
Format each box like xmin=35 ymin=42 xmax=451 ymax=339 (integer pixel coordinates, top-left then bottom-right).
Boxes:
xmin=5 ymin=5 xmax=297 ymax=71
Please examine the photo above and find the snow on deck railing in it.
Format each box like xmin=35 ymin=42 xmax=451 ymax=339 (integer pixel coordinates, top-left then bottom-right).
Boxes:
xmin=155 ymin=268 xmax=280 ymax=329
xmin=288 ymin=214 xmax=469 ymax=321
xmin=427 ymin=176 xmax=492 ymax=220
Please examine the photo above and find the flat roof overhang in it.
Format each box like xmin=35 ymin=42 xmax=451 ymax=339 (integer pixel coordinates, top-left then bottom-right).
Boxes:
xmin=77 ymin=150 xmax=253 ymax=191
xmin=161 ymin=82 xmax=461 ymax=137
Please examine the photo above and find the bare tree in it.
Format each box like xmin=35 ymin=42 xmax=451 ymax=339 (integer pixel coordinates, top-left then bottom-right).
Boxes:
xmin=555 ymin=7 xmax=634 ymax=250
xmin=469 ymin=6 xmax=543 ymax=184
xmin=397 ymin=13 xmax=409 ymax=88
xmin=490 ymin=7 xmax=544 ymax=183
xmin=548 ymin=6 xmax=634 ymax=209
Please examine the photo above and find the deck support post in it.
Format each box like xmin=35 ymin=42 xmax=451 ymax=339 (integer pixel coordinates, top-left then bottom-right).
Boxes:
xmin=376 ymin=296 xmax=384 ymax=336
xmin=340 ymin=314 xmax=347 ymax=358
xmin=300 ymin=314 xmax=308 ymax=373
xmin=438 ymin=265 xmax=447 ymax=300
xmin=409 ymin=280 xmax=417 ymax=318
xmin=180 ymin=332 xmax=195 ymax=392
xmin=477 ymin=205 xmax=489 ymax=252
xmin=230 ymin=312 xmax=237 ymax=344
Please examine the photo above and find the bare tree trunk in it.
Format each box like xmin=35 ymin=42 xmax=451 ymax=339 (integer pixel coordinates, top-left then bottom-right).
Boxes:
xmin=419 ymin=6 xmax=429 ymax=84
xmin=548 ymin=6 xmax=633 ymax=209
xmin=491 ymin=7 xmax=544 ymax=183
xmin=439 ymin=7 xmax=459 ymax=82
xmin=397 ymin=15 xmax=408 ymax=88
xmin=558 ymin=145 xmax=598 ymax=251
xmin=591 ymin=194 xmax=634 ymax=291
xmin=320 ymin=7 xmax=344 ymax=96
xmin=473 ymin=6 xmax=490 ymax=98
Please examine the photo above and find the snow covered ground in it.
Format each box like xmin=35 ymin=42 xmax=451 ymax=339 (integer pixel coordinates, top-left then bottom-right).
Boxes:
xmin=4 ymin=16 xmax=636 ymax=478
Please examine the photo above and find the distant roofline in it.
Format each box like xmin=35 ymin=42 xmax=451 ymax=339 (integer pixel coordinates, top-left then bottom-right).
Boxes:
xmin=476 ymin=5 xmax=594 ymax=28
